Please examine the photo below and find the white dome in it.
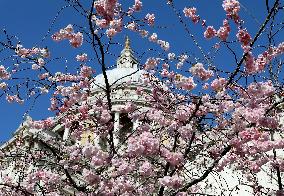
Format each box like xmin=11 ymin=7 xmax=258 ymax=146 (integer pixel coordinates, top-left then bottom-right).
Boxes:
xmin=91 ymin=37 xmax=148 ymax=92
xmin=91 ymin=67 xmax=147 ymax=91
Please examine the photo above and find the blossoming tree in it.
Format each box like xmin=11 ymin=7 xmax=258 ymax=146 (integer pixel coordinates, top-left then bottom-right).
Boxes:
xmin=0 ymin=0 xmax=284 ymax=195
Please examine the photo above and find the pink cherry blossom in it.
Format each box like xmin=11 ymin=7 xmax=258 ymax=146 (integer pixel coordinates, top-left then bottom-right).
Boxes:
xmin=6 ymin=94 xmax=23 ymax=104
xmin=211 ymin=78 xmax=226 ymax=91
xmin=28 ymin=117 xmax=55 ymax=129
xmin=127 ymin=132 xmax=160 ymax=156
xmin=15 ymin=44 xmax=50 ymax=58
xmin=1 ymin=1 xmax=284 ymax=195
xmin=139 ymin=29 xmax=149 ymax=37
xmin=76 ymin=53 xmax=88 ymax=62
xmin=70 ymin=32 xmax=83 ymax=48
xmin=148 ymin=33 xmax=158 ymax=42
xmin=95 ymin=18 xmax=109 ymax=28
xmin=0 ymin=65 xmax=10 ymax=80
xmin=80 ymin=65 xmax=94 ymax=78
xmin=183 ymin=7 xmax=200 ymax=24
xmin=144 ymin=57 xmax=159 ymax=70
xmin=145 ymin=13 xmax=155 ymax=26
xmin=37 ymin=58 xmax=45 ymax=66
xmin=133 ymin=0 xmax=142 ymax=12
xmin=0 ymin=82 xmax=7 ymax=90
xmin=52 ymin=24 xmax=83 ymax=48
xmin=38 ymin=73 xmax=49 ymax=80
xmin=162 ymin=150 xmax=184 ymax=166
xmin=126 ymin=22 xmax=137 ymax=31
xmin=175 ymin=75 xmax=196 ymax=91
xmin=204 ymin=26 xmax=216 ymax=39
xmin=93 ymin=0 xmax=117 ymax=21
xmin=244 ymin=51 xmax=257 ymax=74
xmin=157 ymin=39 xmax=170 ymax=51
xmin=222 ymin=0 xmax=240 ymax=22
xmin=217 ymin=19 xmax=230 ymax=41
xmin=32 ymin=64 xmax=41 ymax=70
xmin=82 ymin=169 xmax=100 ymax=185
xmin=189 ymin=63 xmax=214 ymax=81
xmin=168 ymin=53 xmax=175 ymax=60
xmin=139 ymin=161 xmax=153 ymax=176
xmin=106 ymin=28 xmax=118 ymax=37
xmin=237 ymin=29 xmax=251 ymax=46
xmin=159 ymin=175 xmax=183 ymax=189
xmin=178 ymin=124 xmax=193 ymax=139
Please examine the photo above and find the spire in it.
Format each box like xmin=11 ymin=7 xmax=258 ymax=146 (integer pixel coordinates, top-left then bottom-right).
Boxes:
xmin=117 ymin=36 xmax=138 ymax=69
xmin=125 ymin=36 xmax=131 ymax=49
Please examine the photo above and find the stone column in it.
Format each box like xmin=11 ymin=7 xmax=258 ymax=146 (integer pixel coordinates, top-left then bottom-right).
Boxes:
xmin=63 ymin=128 xmax=69 ymax=140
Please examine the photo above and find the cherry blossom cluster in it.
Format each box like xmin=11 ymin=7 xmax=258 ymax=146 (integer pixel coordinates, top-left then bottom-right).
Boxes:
xmin=0 ymin=65 xmax=10 ymax=80
xmin=27 ymin=117 xmax=55 ymax=129
xmin=176 ymin=54 xmax=189 ymax=69
xmin=162 ymin=149 xmax=184 ymax=166
xmin=0 ymin=82 xmax=7 ymax=90
xmin=183 ymin=5 xmax=232 ymax=41
xmin=222 ymin=0 xmax=240 ymax=23
xmin=1 ymin=0 xmax=284 ymax=195
xmin=244 ymin=42 xmax=284 ymax=74
xmin=203 ymin=21 xmax=231 ymax=41
xmin=177 ymin=124 xmax=193 ymax=139
xmin=92 ymin=0 xmax=123 ymax=38
xmin=52 ymin=24 xmax=83 ymax=48
xmin=6 ymin=94 xmax=23 ymax=104
xmin=127 ymin=131 xmax=160 ymax=157
xmin=76 ymin=53 xmax=88 ymax=62
xmin=92 ymin=0 xmax=153 ymax=40
xmin=182 ymin=0 xmax=282 ymax=76
xmin=214 ymin=81 xmax=282 ymax=174
xmin=52 ymin=86 xmax=87 ymax=113
xmin=126 ymin=24 xmax=170 ymax=51
xmin=210 ymin=78 xmax=227 ymax=91
xmin=183 ymin=7 xmax=200 ymax=24
xmin=139 ymin=161 xmax=153 ymax=176
xmin=82 ymin=168 xmax=100 ymax=185
xmin=81 ymin=144 xmax=109 ymax=166
xmin=93 ymin=0 xmax=117 ymax=22
xmin=216 ymin=19 xmax=231 ymax=41
xmin=204 ymin=26 xmax=216 ymax=39
xmin=236 ymin=29 xmax=251 ymax=46
xmin=48 ymin=72 xmax=81 ymax=82
xmin=160 ymin=68 xmax=175 ymax=79
xmin=189 ymin=63 xmax=214 ymax=81
xmin=38 ymin=72 xmax=49 ymax=80
xmin=159 ymin=175 xmax=183 ymax=190
xmin=145 ymin=13 xmax=155 ymax=26
xmin=26 ymin=170 xmax=60 ymax=191
xmin=129 ymin=0 xmax=142 ymax=13
xmin=144 ymin=57 xmax=159 ymax=70
xmin=80 ymin=65 xmax=94 ymax=78
xmin=148 ymin=32 xmax=170 ymax=51
xmin=15 ymin=44 xmax=50 ymax=58
xmin=106 ymin=19 xmax=123 ymax=37
xmin=175 ymin=75 xmax=196 ymax=91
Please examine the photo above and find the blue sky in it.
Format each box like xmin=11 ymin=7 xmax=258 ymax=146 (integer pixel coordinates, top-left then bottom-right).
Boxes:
xmin=0 ymin=0 xmax=278 ymax=143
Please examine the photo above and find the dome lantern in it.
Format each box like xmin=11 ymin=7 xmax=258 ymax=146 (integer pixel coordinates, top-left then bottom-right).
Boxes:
xmin=116 ymin=36 xmax=138 ymax=69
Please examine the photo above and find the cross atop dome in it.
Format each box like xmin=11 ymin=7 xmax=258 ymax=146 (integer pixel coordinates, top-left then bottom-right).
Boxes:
xmin=116 ymin=36 xmax=138 ymax=69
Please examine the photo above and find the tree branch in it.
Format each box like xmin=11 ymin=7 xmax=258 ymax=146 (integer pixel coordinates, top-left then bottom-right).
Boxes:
xmin=171 ymin=145 xmax=231 ymax=195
